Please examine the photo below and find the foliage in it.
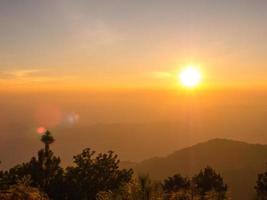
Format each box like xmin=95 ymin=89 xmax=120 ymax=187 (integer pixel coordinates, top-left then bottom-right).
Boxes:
xmin=26 ymin=149 xmax=64 ymax=199
xmin=162 ymin=174 xmax=190 ymax=200
xmin=137 ymin=174 xmax=153 ymax=200
xmin=0 ymin=131 xmax=64 ymax=199
xmin=163 ymin=174 xmax=190 ymax=192
xmin=161 ymin=167 xmax=228 ymax=200
xmin=0 ymin=130 xmax=236 ymax=200
xmin=255 ymin=170 xmax=267 ymax=200
xmin=1 ymin=131 xmax=133 ymax=200
xmin=0 ymin=176 xmax=48 ymax=200
xmin=192 ymin=166 xmax=227 ymax=200
xmin=64 ymin=148 xmax=133 ymax=200
xmin=100 ymin=175 xmax=164 ymax=200
xmin=41 ymin=131 xmax=55 ymax=154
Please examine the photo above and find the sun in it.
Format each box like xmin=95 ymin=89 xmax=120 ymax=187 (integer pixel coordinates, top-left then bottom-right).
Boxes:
xmin=178 ymin=66 xmax=202 ymax=88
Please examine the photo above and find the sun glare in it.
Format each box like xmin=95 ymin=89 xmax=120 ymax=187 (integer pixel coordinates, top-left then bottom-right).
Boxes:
xmin=179 ymin=66 xmax=202 ymax=88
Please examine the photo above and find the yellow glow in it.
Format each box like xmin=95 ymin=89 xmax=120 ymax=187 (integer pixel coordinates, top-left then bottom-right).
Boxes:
xmin=179 ymin=66 xmax=202 ymax=88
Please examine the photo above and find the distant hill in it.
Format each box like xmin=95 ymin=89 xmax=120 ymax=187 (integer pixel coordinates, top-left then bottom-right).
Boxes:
xmin=3 ymin=122 xmax=248 ymax=169
xmin=122 ymin=138 xmax=267 ymax=200
xmin=2 ymin=120 xmax=267 ymax=169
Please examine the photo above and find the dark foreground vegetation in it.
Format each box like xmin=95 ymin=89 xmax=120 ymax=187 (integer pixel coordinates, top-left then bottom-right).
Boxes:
xmin=0 ymin=131 xmax=267 ymax=200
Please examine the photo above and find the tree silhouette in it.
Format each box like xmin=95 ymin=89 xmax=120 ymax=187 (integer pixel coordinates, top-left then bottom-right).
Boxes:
xmin=41 ymin=130 xmax=54 ymax=154
xmin=138 ymin=174 xmax=153 ymax=200
xmin=192 ymin=166 xmax=227 ymax=200
xmin=27 ymin=130 xmax=64 ymax=199
xmin=0 ymin=131 xmax=64 ymax=200
xmin=64 ymin=148 xmax=133 ymax=200
xmin=27 ymin=149 xmax=64 ymax=199
xmin=162 ymin=174 xmax=190 ymax=200
xmin=0 ymin=161 xmax=4 ymax=189
xmin=0 ymin=176 xmax=48 ymax=200
xmin=163 ymin=174 xmax=190 ymax=192
xmin=0 ymin=162 xmax=31 ymax=191
xmin=255 ymin=170 xmax=267 ymax=200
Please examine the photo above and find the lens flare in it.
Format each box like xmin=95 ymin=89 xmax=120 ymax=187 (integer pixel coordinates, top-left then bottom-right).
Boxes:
xmin=65 ymin=112 xmax=80 ymax=126
xmin=36 ymin=127 xmax=47 ymax=134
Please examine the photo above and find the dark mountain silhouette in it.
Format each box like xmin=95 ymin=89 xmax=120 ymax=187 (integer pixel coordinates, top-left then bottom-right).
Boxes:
xmin=123 ymin=138 xmax=267 ymax=200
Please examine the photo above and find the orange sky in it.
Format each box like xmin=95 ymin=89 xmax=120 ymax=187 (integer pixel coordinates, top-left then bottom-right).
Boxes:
xmin=0 ymin=0 xmax=267 ymax=91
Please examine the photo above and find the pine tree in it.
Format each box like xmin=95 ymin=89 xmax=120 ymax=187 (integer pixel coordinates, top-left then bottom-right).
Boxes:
xmin=41 ymin=130 xmax=55 ymax=154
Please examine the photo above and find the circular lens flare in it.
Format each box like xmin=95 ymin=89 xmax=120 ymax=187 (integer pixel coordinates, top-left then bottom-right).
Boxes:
xmin=36 ymin=127 xmax=47 ymax=135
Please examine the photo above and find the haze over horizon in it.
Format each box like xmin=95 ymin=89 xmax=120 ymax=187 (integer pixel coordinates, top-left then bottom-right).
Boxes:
xmin=1 ymin=0 xmax=267 ymax=174
xmin=1 ymin=88 xmax=267 ymax=170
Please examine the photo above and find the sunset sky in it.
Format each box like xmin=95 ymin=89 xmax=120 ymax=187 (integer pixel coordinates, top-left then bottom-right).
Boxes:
xmin=2 ymin=1 xmax=267 ymax=171
xmin=1 ymin=0 xmax=267 ymax=90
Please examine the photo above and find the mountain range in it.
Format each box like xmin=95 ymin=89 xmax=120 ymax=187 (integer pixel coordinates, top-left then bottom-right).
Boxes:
xmin=122 ymin=138 xmax=267 ymax=200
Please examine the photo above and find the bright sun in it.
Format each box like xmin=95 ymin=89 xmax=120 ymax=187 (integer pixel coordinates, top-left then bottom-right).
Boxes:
xmin=179 ymin=66 xmax=202 ymax=88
